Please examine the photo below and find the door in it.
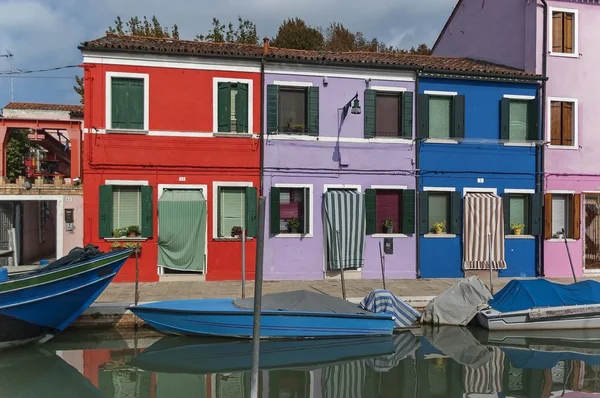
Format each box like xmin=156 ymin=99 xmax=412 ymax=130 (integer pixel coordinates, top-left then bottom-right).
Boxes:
xmin=584 ymin=194 xmax=600 ymax=270
xmin=0 ymin=203 xmax=14 ymax=267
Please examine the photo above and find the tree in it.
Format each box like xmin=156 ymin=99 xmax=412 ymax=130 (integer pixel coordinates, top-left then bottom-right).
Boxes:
xmin=196 ymin=17 xmax=259 ymax=44
xmin=324 ymin=22 xmax=356 ymax=52
xmin=271 ymin=18 xmax=324 ymax=51
xmin=73 ymin=75 xmax=84 ymax=105
xmin=6 ymin=130 xmax=36 ymax=183
xmin=409 ymin=43 xmax=431 ymax=55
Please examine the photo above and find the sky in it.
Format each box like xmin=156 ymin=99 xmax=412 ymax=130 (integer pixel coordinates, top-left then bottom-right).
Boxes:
xmin=0 ymin=0 xmax=456 ymax=108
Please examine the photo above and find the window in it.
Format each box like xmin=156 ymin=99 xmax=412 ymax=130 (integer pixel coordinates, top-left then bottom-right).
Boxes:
xmin=365 ymin=189 xmax=415 ymax=234
xmin=419 ymin=191 xmax=462 ymax=235
xmin=110 ymin=77 xmax=145 ymax=130
xmin=550 ymin=100 xmax=575 ymax=147
xmin=216 ymin=185 xmax=257 ymax=238
xmin=544 ymin=193 xmax=581 ymax=240
xmin=363 ymin=90 xmax=413 ymax=139
xmin=552 ymin=10 xmax=576 ymax=55
xmin=502 ymin=193 xmax=542 ymax=236
xmin=418 ymin=94 xmax=465 ymax=140
xmin=500 ymin=97 xmax=537 ymax=142
xmin=269 ymin=187 xmax=311 ymax=235
xmin=217 ymin=82 xmax=249 ymax=133
xmin=98 ymin=184 xmax=153 ymax=238
xmin=266 ymin=84 xmax=319 ymax=136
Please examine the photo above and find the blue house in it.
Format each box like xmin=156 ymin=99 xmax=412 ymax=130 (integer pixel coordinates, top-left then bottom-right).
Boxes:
xmin=416 ymin=72 xmax=544 ymax=279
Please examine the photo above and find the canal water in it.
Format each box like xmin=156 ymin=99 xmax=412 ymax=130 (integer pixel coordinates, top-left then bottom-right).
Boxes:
xmin=4 ymin=326 xmax=600 ymax=397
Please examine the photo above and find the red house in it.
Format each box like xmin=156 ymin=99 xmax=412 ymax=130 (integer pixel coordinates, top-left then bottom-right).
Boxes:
xmin=79 ymin=35 xmax=262 ymax=282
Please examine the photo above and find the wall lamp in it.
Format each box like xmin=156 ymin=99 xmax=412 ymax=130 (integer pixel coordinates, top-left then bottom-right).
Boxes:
xmin=340 ymin=92 xmax=361 ymax=121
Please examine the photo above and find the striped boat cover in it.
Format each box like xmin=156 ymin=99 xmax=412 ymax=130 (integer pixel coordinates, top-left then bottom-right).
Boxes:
xmin=366 ymin=332 xmax=419 ymax=372
xmin=359 ymin=289 xmax=421 ymax=328
xmin=322 ymin=359 xmax=368 ymax=398
xmin=463 ymin=193 xmax=507 ymax=270
xmin=462 ymin=346 xmax=505 ymax=394
xmin=324 ymin=190 xmax=366 ymax=270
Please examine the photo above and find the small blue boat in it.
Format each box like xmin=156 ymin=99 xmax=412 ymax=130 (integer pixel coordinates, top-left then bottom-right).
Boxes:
xmin=0 ymin=246 xmax=131 ymax=349
xmin=129 ymin=290 xmax=395 ymax=339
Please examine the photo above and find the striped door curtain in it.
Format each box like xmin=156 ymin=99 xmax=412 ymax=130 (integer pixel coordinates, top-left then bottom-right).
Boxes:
xmin=463 ymin=193 xmax=507 ymax=271
xmin=322 ymin=359 xmax=368 ymax=398
xmin=462 ymin=346 xmax=505 ymax=395
xmin=324 ymin=190 xmax=366 ymax=270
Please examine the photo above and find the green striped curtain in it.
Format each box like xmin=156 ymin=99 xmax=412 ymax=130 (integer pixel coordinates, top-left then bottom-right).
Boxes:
xmin=429 ymin=96 xmax=452 ymax=139
xmin=509 ymin=100 xmax=528 ymax=141
xmin=112 ymin=186 xmax=141 ymax=229
xmin=220 ymin=187 xmax=245 ymax=236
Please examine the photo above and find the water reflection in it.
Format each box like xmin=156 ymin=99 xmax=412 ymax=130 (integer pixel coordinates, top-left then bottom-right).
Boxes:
xmin=4 ymin=326 xmax=600 ymax=397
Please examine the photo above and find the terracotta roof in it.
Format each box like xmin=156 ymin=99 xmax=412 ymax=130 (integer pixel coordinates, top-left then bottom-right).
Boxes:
xmin=3 ymin=102 xmax=83 ymax=114
xmin=80 ymin=34 xmax=541 ymax=79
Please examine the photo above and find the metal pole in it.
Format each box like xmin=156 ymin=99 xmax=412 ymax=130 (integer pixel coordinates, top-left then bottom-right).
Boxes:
xmin=250 ymin=197 xmax=266 ymax=398
xmin=242 ymin=220 xmax=246 ymax=298
xmin=134 ymin=248 xmax=140 ymax=329
xmin=336 ymin=230 xmax=347 ymax=300
xmin=488 ymin=232 xmax=494 ymax=295
xmin=379 ymin=241 xmax=386 ymax=290
xmin=562 ymin=228 xmax=577 ymax=283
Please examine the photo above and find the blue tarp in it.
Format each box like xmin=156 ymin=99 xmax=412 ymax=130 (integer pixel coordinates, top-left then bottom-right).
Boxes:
xmin=489 ymin=279 xmax=600 ymax=313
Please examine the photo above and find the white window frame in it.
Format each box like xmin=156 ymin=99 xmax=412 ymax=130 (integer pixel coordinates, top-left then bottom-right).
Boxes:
xmin=105 ymin=72 xmax=150 ymax=132
xmin=423 ymin=186 xmax=456 ymax=238
xmin=462 ymin=187 xmax=498 ymax=196
xmin=323 ymin=184 xmax=362 ymax=193
xmin=370 ymin=184 xmax=409 ymax=238
xmin=423 ymin=90 xmax=458 ymax=144
xmin=273 ymin=183 xmax=314 ymax=238
xmin=274 ymin=81 xmax=314 ymax=135
xmin=548 ymin=7 xmax=579 ymax=58
xmin=212 ymin=181 xmax=253 ymax=239
xmin=103 ymin=179 xmax=149 ymax=241
xmin=546 ymin=190 xmax=577 ymax=242
xmin=546 ymin=96 xmax=578 ymax=150
xmin=212 ymin=77 xmax=254 ymax=134
xmin=504 ymin=188 xmax=536 ymax=238
xmin=157 ymin=184 xmax=208 ymax=275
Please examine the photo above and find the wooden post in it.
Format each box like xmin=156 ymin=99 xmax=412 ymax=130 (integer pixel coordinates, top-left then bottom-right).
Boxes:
xmin=250 ymin=197 xmax=266 ymax=398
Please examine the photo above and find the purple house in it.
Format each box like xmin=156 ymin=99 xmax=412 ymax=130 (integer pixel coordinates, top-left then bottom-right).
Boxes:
xmin=432 ymin=0 xmax=599 ymax=278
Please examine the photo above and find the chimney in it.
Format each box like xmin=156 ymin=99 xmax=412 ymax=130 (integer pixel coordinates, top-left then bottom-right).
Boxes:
xmin=263 ymin=37 xmax=269 ymax=55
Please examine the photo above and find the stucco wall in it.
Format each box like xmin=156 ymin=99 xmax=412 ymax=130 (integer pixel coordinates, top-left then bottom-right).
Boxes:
xmin=21 ymin=200 xmax=57 ymax=263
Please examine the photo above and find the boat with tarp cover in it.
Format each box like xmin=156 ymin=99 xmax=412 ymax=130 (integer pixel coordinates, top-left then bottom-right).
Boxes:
xmin=477 ymin=279 xmax=600 ymax=331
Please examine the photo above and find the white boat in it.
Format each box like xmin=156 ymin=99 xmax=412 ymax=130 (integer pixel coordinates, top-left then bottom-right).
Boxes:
xmin=476 ymin=279 xmax=600 ymax=331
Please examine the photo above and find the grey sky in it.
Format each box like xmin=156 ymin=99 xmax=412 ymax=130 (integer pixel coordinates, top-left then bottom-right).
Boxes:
xmin=0 ymin=0 xmax=456 ymax=106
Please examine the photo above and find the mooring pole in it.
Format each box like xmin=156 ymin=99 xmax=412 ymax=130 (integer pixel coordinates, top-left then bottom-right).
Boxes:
xmin=379 ymin=241 xmax=386 ymax=290
xmin=242 ymin=219 xmax=246 ymax=298
xmin=336 ymin=230 xmax=347 ymax=300
xmin=562 ymin=228 xmax=577 ymax=283
xmin=488 ymin=232 xmax=494 ymax=295
xmin=134 ymin=248 xmax=140 ymax=329
xmin=250 ymin=197 xmax=266 ymax=398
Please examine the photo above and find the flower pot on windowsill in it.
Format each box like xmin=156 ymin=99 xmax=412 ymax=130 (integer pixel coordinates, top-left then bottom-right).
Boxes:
xmin=433 ymin=227 xmax=443 ymax=234
xmin=513 ymin=228 xmax=522 ymax=235
xmin=290 ymin=227 xmax=298 ymax=233
xmin=385 ymin=227 xmax=393 ymax=234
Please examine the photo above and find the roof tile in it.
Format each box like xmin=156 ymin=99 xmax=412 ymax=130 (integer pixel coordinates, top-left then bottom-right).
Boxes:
xmin=3 ymin=102 xmax=83 ymax=114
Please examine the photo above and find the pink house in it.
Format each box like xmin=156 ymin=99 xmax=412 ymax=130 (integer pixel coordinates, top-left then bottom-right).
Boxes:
xmin=432 ymin=0 xmax=600 ymax=278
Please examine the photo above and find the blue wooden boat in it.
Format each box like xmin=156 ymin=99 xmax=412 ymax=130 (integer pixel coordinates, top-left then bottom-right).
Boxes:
xmin=0 ymin=246 xmax=131 ymax=349
xmin=129 ymin=290 xmax=396 ymax=339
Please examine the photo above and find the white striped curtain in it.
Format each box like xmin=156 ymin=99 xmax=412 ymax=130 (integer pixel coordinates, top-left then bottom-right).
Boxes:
xmin=322 ymin=360 xmax=368 ymax=398
xmin=462 ymin=346 xmax=505 ymax=394
xmin=463 ymin=193 xmax=507 ymax=270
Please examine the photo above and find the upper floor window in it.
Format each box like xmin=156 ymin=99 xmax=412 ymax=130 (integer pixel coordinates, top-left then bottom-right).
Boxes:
xmin=551 ymin=10 xmax=577 ymax=56
xmin=500 ymin=97 xmax=538 ymax=142
xmin=109 ymin=74 xmax=148 ymax=131
xmin=266 ymin=84 xmax=319 ymax=136
xmin=363 ymin=89 xmax=413 ymax=139
xmin=549 ymin=99 xmax=576 ymax=147
xmin=217 ymin=82 xmax=249 ymax=133
xmin=417 ymin=93 xmax=465 ymax=140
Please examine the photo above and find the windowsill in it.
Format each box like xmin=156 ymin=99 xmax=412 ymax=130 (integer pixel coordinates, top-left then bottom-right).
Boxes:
xmin=274 ymin=233 xmax=313 ymax=238
xmin=548 ymin=52 xmax=579 ymax=59
xmin=213 ymin=237 xmax=255 ymax=242
xmin=106 ymin=129 xmax=148 ymax=135
xmin=504 ymin=142 xmax=535 ymax=147
xmin=213 ymin=132 xmax=253 ymax=138
xmin=547 ymin=238 xmax=577 ymax=242
xmin=424 ymin=233 xmax=456 ymax=238
xmin=372 ymin=233 xmax=409 ymax=238
xmin=505 ymin=235 xmax=535 ymax=239
xmin=547 ymin=145 xmax=578 ymax=150
xmin=424 ymin=139 xmax=458 ymax=144
xmin=105 ymin=237 xmax=148 ymax=242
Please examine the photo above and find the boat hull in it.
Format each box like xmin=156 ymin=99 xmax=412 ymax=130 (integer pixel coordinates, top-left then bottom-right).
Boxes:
xmin=129 ymin=299 xmax=395 ymax=339
xmin=477 ymin=303 xmax=600 ymax=331
xmin=0 ymin=249 xmax=130 ymax=348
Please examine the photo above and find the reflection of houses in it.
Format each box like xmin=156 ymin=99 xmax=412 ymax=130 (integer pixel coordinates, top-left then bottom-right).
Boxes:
xmin=0 ymin=102 xmax=83 ymax=266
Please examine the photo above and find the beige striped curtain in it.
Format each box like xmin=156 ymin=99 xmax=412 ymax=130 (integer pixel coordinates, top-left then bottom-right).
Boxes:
xmin=462 ymin=346 xmax=505 ymax=394
xmin=463 ymin=193 xmax=507 ymax=270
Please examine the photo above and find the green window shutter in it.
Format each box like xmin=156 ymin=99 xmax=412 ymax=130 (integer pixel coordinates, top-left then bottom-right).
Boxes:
xmin=140 ymin=186 xmax=153 ymax=238
xmin=402 ymin=189 xmax=416 ymax=234
xmin=128 ymin=79 xmax=144 ymax=130
xmin=527 ymin=97 xmax=539 ymax=141
xmin=450 ymin=191 xmax=462 ymax=234
xmin=218 ymin=82 xmax=232 ymax=132
xmin=307 ymin=87 xmax=319 ymax=136
xmin=111 ymin=78 xmax=127 ymax=129
xmin=500 ymin=98 xmax=510 ymax=141
xmin=267 ymin=85 xmax=279 ymax=134
xmin=99 ymin=185 xmax=113 ymax=238
xmin=452 ymin=95 xmax=465 ymax=139
xmin=502 ymin=193 xmax=511 ymax=234
xmin=245 ymin=186 xmax=257 ymax=237
xmin=364 ymin=189 xmax=377 ymax=235
xmin=364 ymin=89 xmax=376 ymax=138
xmin=530 ymin=193 xmax=542 ymax=236
xmin=402 ymin=92 xmax=414 ymax=139
xmin=303 ymin=187 xmax=311 ymax=234
xmin=417 ymin=94 xmax=430 ymax=139
xmin=419 ymin=191 xmax=429 ymax=234
xmin=236 ymin=83 xmax=249 ymax=133
xmin=270 ymin=187 xmax=281 ymax=235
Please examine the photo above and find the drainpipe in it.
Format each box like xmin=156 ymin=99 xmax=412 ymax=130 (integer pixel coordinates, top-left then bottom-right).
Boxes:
xmin=539 ymin=0 xmax=548 ymax=277
xmin=415 ymin=70 xmax=421 ymax=279
xmin=259 ymin=38 xmax=268 ymax=196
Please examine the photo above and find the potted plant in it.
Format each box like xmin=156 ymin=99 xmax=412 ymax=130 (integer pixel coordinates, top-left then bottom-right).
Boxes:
xmin=113 ymin=227 xmax=128 ymax=238
xmin=383 ymin=218 xmax=394 ymax=233
xmin=292 ymin=124 xmax=305 ymax=133
xmin=511 ymin=223 xmax=525 ymax=235
xmin=123 ymin=242 xmax=142 ymax=255
xmin=432 ymin=221 xmax=446 ymax=234
xmin=287 ymin=217 xmax=300 ymax=233
xmin=231 ymin=226 xmax=243 ymax=237
xmin=110 ymin=242 xmax=121 ymax=252
xmin=127 ymin=225 xmax=140 ymax=237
